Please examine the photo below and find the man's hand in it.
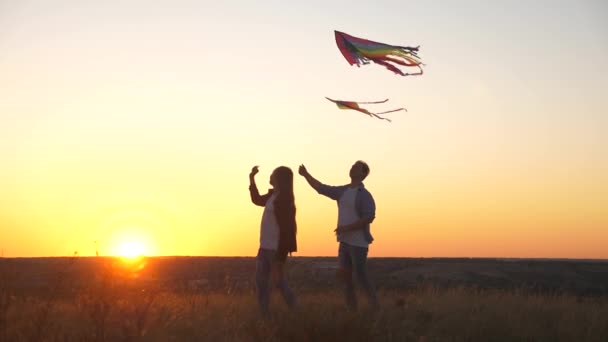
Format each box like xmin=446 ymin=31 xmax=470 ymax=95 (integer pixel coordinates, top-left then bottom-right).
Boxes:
xmin=298 ymin=164 xmax=308 ymax=177
xmin=250 ymin=166 xmax=259 ymax=178
xmin=299 ymin=164 xmax=324 ymax=192
xmin=335 ymin=218 xmax=368 ymax=235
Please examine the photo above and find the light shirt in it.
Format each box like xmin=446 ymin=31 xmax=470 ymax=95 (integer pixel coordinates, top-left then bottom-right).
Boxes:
xmin=337 ymin=187 xmax=369 ymax=248
xmin=260 ymin=193 xmax=279 ymax=250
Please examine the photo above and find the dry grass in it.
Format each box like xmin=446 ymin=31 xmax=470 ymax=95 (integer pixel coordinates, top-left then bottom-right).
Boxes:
xmin=2 ymin=288 xmax=608 ymax=341
xmin=1 ymin=257 xmax=607 ymax=341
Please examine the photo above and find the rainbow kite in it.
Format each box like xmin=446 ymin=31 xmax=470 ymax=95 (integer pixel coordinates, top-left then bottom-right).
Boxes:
xmin=334 ymin=30 xmax=423 ymax=77
xmin=325 ymin=97 xmax=406 ymax=123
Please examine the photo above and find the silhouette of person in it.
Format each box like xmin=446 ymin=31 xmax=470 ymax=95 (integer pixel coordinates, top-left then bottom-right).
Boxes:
xmin=299 ymin=161 xmax=378 ymax=310
xmin=249 ymin=165 xmax=298 ymax=315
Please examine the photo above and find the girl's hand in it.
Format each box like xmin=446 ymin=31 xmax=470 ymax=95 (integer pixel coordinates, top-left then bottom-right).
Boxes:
xmin=250 ymin=166 xmax=259 ymax=178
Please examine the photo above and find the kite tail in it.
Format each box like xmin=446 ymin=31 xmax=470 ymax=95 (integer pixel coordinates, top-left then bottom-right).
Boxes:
xmin=371 ymin=113 xmax=392 ymax=122
xmin=373 ymin=58 xmax=423 ymax=76
xmin=389 ymin=49 xmax=423 ymax=65
xmin=394 ymin=45 xmax=420 ymax=54
xmin=352 ymin=99 xmax=389 ymax=104
xmin=371 ymin=58 xmax=407 ymax=76
xmin=408 ymin=65 xmax=424 ymax=76
xmin=374 ymin=108 xmax=407 ymax=115
xmin=382 ymin=55 xmax=421 ymax=67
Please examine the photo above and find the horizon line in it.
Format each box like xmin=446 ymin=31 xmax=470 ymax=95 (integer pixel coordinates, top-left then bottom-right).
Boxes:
xmin=3 ymin=255 xmax=607 ymax=262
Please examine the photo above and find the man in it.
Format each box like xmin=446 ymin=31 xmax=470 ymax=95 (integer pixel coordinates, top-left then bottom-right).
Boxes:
xmin=299 ymin=161 xmax=378 ymax=310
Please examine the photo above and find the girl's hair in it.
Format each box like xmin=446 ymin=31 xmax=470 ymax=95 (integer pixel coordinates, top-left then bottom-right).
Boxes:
xmin=273 ymin=166 xmax=297 ymax=240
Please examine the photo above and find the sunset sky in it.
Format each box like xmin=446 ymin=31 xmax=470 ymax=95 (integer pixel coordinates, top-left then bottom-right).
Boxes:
xmin=1 ymin=0 xmax=606 ymax=258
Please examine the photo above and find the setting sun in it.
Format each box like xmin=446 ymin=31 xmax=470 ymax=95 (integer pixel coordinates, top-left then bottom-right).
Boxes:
xmin=117 ymin=241 xmax=146 ymax=259
xmin=107 ymin=228 xmax=156 ymax=258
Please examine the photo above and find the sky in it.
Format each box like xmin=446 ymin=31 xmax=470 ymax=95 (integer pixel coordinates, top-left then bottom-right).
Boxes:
xmin=1 ymin=0 xmax=607 ymax=258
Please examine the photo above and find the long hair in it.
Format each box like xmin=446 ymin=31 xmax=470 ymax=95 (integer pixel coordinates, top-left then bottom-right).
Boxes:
xmin=272 ymin=166 xmax=297 ymax=253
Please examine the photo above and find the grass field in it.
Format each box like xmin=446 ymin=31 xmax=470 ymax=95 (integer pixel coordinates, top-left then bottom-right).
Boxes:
xmin=1 ymin=257 xmax=607 ymax=341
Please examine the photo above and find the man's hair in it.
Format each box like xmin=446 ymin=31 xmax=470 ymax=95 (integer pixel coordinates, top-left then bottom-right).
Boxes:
xmin=357 ymin=160 xmax=370 ymax=179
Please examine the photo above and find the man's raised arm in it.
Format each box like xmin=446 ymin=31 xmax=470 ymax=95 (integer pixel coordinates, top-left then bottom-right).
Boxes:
xmin=298 ymin=164 xmax=322 ymax=191
xmin=298 ymin=164 xmax=343 ymax=201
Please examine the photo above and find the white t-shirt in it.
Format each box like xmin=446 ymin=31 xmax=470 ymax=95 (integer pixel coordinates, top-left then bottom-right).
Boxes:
xmin=337 ymin=187 xmax=369 ymax=248
xmin=260 ymin=193 xmax=279 ymax=250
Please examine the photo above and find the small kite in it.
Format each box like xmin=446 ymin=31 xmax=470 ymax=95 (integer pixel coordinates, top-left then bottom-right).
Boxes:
xmin=325 ymin=97 xmax=406 ymax=123
xmin=334 ymin=30 xmax=423 ymax=76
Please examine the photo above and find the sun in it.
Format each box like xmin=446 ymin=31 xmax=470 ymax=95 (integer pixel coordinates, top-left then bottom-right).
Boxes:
xmin=117 ymin=241 xmax=146 ymax=259
xmin=105 ymin=225 xmax=157 ymax=259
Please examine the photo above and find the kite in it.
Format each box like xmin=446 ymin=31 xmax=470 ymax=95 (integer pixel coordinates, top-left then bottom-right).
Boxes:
xmin=334 ymin=30 xmax=423 ymax=76
xmin=325 ymin=97 xmax=406 ymax=122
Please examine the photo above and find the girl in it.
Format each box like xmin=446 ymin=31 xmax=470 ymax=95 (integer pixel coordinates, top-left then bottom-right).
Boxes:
xmin=249 ymin=165 xmax=297 ymax=315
